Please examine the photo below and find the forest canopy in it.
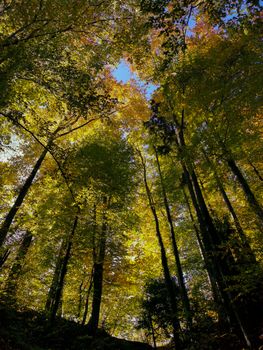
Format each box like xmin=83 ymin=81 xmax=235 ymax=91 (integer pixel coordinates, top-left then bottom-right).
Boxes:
xmin=0 ymin=1 xmax=262 ymax=349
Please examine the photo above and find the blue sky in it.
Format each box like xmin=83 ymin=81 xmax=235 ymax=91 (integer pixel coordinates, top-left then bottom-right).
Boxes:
xmin=112 ymin=60 xmax=157 ymax=100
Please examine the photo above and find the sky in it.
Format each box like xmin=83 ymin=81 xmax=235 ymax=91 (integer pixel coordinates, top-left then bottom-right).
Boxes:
xmin=112 ymin=60 xmax=157 ymax=100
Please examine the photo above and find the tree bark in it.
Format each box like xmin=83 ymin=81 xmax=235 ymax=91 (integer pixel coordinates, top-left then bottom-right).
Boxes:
xmin=248 ymin=160 xmax=263 ymax=183
xmin=81 ymin=267 xmax=94 ymax=325
xmin=0 ymin=142 xmax=51 ymax=248
xmin=148 ymin=312 xmax=157 ymax=349
xmin=4 ymin=231 xmax=33 ymax=302
xmin=173 ymin=115 xmax=251 ymax=346
xmin=154 ymin=146 xmax=192 ymax=330
xmin=139 ymin=151 xmax=182 ymax=349
xmin=87 ymin=210 xmax=107 ymax=334
xmin=182 ymin=186 xmax=222 ymax=307
xmin=203 ymin=151 xmax=256 ymax=262
xmin=0 ymin=248 xmax=10 ymax=268
xmin=227 ymin=158 xmax=263 ymax=228
xmin=46 ymin=215 xmax=78 ymax=323
xmin=45 ymin=238 xmax=67 ymax=313
xmin=77 ymin=279 xmax=85 ymax=320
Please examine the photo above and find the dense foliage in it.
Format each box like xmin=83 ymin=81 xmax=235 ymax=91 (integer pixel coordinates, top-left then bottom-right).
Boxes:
xmin=0 ymin=1 xmax=262 ymax=349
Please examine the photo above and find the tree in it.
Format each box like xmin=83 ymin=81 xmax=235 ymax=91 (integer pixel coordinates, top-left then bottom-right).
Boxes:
xmin=138 ymin=277 xmax=180 ymax=346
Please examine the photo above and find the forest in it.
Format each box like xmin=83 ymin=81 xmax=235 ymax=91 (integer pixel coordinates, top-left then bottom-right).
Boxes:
xmin=0 ymin=1 xmax=262 ymax=349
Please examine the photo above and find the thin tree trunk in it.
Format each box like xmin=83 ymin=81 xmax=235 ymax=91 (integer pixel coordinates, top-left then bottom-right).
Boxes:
xmin=81 ymin=267 xmax=94 ymax=325
xmin=148 ymin=312 xmax=157 ymax=349
xmin=154 ymin=146 xmax=192 ymax=329
xmin=0 ymin=248 xmax=10 ymax=268
xmin=182 ymin=167 xmax=230 ymax=327
xmin=182 ymin=186 xmax=221 ymax=304
xmin=203 ymin=151 xmax=256 ymax=262
xmin=248 ymin=160 xmax=263 ymax=183
xmin=139 ymin=151 xmax=182 ymax=349
xmin=174 ymin=118 xmax=251 ymax=347
xmin=87 ymin=209 xmax=107 ymax=334
xmin=45 ymin=239 xmax=66 ymax=312
xmin=227 ymin=158 xmax=263 ymax=228
xmin=0 ymin=142 xmax=52 ymax=248
xmin=47 ymin=215 xmax=78 ymax=323
xmin=77 ymin=279 xmax=84 ymax=320
xmin=4 ymin=231 xmax=33 ymax=302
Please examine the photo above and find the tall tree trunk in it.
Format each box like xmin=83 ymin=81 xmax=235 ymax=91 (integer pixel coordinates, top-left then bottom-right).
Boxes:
xmin=154 ymin=146 xmax=192 ymax=329
xmin=203 ymin=151 xmax=256 ymax=262
xmin=82 ymin=206 xmax=97 ymax=325
xmin=0 ymin=248 xmax=10 ymax=268
xmin=174 ymin=117 xmax=251 ymax=347
xmin=81 ymin=267 xmax=94 ymax=325
xmin=182 ymin=166 xmax=232 ymax=328
xmin=148 ymin=312 xmax=157 ymax=349
xmin=45 ymin=240 xmax=65 ymax=313
xmin=248 ymin=160 xmax=263 ymax=183
xmin=139 ymin=151 xmax=182 ymax=349
xmin=0 ymin=142 xmax=52 ymax=248
xmin=77 ymin=279 xmax=85 ymax=320
xmin=185 ymin=164 xmax=252 ymax=345
xmin=4 ymin=231 xmax=33 ymax=303
xmin=46 ymin=215 xmax=78 ymax=323
xmin=182 ymin=186 xmax=222 ymax=308
xmin=87 ymin=210 xmax=107 ymax=334
xmin=227 ymin=158 xmax=263 ymax=228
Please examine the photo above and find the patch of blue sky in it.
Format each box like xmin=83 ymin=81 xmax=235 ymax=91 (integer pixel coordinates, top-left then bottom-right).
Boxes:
xmin=222 ymin=1 xmax=262 ymax=22
xmin=112 ymin=59 xmax=158 ymax=100
xmin=112 ymin=60 xmax=131 ymax=84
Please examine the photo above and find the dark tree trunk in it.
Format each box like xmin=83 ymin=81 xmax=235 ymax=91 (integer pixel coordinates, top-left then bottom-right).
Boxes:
xmin=248 ymin=160 xmax=263 ymax=183
xmin=46 ymin=215 xmax=78 ymax=323
xmin=182 ymin=166 xmax=232 ymax=329
xmin=77 ymin=279 xmax=84 ymax=320
xmin=0 ymin=248 xmax=10 ymax=268
xmin=4 ymin=231 xmax=33 ymax=302
xmin=0 ymin=144 xmax=51 ymax=248
xmin=82 ymin=206 xmax=97 ymax=325
xmin=203 ymin=151 xmax=256 ymax=262
xmin=87 ymin=213 xmax=107 ymax=334
xmin=45 ymin=239 xmax=66 ymax=313
xmin=186 ymin=165 xmax=252 ymax=343
xmin=154 ymin=146 xmax=192 ymax=329
xmin=81 ymin=267 xmax=94 ymax=325
xmin=182 ymin=186 xmax=222 ymax=307
xmin=139 ymin=152 xmax=182 ymax=349
xmin=148 ymin=312 xmax=157 ymax=349
xmin=227 ymin=158 xmax=263 ymax=228
xmin=174 ymin=119 xmax=251 ymax=347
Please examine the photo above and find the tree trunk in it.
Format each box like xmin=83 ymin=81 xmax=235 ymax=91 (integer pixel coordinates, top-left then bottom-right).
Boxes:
xmin=46 ymin=215 xmax=78 ymax=323
xmin=81 ymin=267 xmax=94 ymax=325
xmin=77 ymin=279 xmax=84 ymax=320
xmin=227 ymin=158 xmax=263 ymax=228
xmin=4 ymin=231 xmax=33 ymax=303
xmin=203 ymin=151 xmax=256 ymax=262
xmin=45 ymin=239 xmax=66 ymax=313
xmin=182 ymin=186 xmax=222 ymax=308
xmin=174 ymin=118 xmax=251 ymax=346
xmin=0 ymin=248 xmax=10 ymax=268
xmin=0 ymin=144 xmax=51 ymax=248
xmin=248 ymin=160 xmax=263 ymax=183
xmin=148 ymin=312 xmax=157 ymax=349
xmin=154 ymin=146 xmax=192 ymax=330
xmin=139 ymin=151 xmax=182 ymax=349
xmin=183 ymin=166 xmax=233 ymax=328
xmin=87 ymin=211 xmax=107 ymax=334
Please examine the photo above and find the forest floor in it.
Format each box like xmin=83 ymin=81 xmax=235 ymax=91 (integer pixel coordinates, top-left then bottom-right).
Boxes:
xmin=0 ymin=303 xmax=152 ymax=350
xmin=0 ymin=303 xmax=261 ymax=350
